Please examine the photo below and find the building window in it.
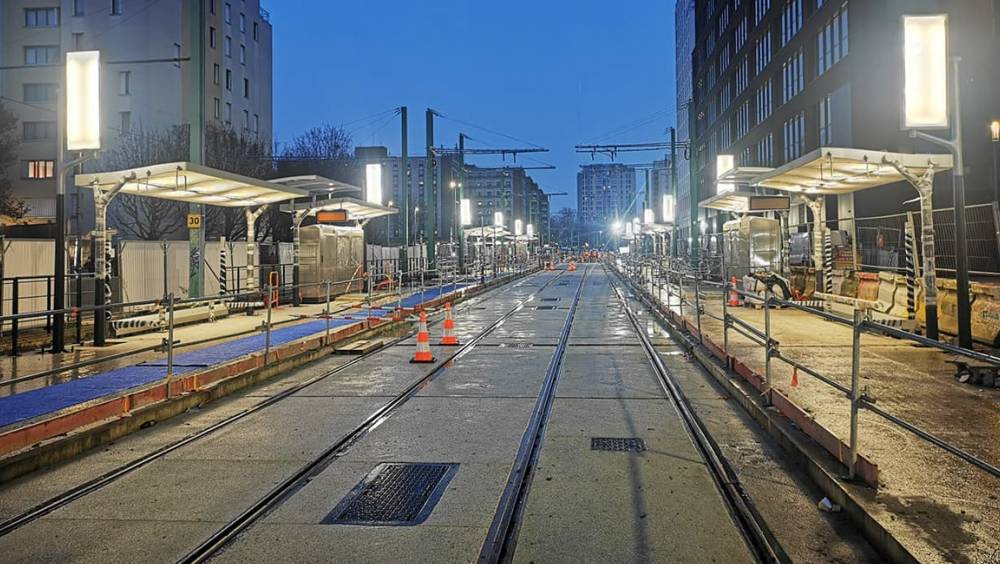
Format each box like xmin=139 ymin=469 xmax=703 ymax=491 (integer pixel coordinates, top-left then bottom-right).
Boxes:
xmin=781 ymin=49 xmax=804 ymax=103
xmin=119 ymin=111 xmax=131 ymax=134
xmin=240 ymin=13 xmax=246 ymax=32
xmin=243 ymin=77 xmax=249 ymax=98
xmin=225 ymin=36 xmax=232 ymax=57
xmin=717 ymin=3 xmax=730 ymax=37
xmin=735 ymin=17 xmax=748 ymax=50
xmin=118 ymin=71 xmax=131 ymax=95
xmin=240 ymin=45 xmax=246 ymax=64
xmin=73 ymin=0 xmax=85 ymax=16
xmin=25 ymin=8 xmax=59 ymax=27
xmin=224 ymin=102 xmax=232 ymax=124
xmin=24 ymin=160 xmax=55 ymax=179
xmin=213 ymin=64 xmax=220 ymax=84
xmin=735 ymin=56 xmax=749 ymax=93
xmin=23 ymin=83 xmax=57 ymax=103
xmin=225 ymin=69 xmax=232 ymax=90
xmin=24 ymin=46 xmax=59 ymax=66
xmin=757 ymin=134 xmax=774 ymax=166
xmin=242 ymin=110 xmax=249 ymax=131
xmin=818 ymin=94 xmax=833 ymax=144
xmin=736 ymin=101 xmax=752 ymax=138
xmin=783 ymin=112 xmax=806 ymax=162
xmin=780 ymin=0 xmax=803 ymax=46
xmin=253 ymin=114 xmax=259 ymax=133
xmin=755 ymin=78 xmax=772 ymax=124
xmin=214 ymin=98 xmax=221 ymax=120
xmin=210 ymin=27 xmax=217 ymax=48
xmin=210 ymin=0 xmax=216 ymax=14
xmin=23 ymin=121 xmax=56 ymax=141
xmin=755 ymin=0 xmax=771 ymax=24
xmin=224 ymin=2 xmax=231 ymax=23
xmin=817 ymin=2 xmax=849 ymax=75
xmin=253 ymin=21 xmax=259 ymax=41
xmin=719 ymin=42 xmax=730 ymax=70
xmin=72 ymin=32 xmax=84 ymax=49
xmin=754 ymin=31 xmax=771 ymax=74
xmin=111 ymin=0 xmax=122 ymax=16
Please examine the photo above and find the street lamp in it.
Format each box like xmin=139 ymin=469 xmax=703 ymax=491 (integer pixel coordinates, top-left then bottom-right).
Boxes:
xmin=387 ymin=200 xmax=394 ymax=245
xmin=991 ymin=120 xmax=999 ymax=206
xmin=902 ymin=13 xmax=970 ymax=347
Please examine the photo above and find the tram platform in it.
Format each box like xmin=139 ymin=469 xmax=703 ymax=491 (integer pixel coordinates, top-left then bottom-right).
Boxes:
xmin=0 ymin=282 xmax=471 ymax=468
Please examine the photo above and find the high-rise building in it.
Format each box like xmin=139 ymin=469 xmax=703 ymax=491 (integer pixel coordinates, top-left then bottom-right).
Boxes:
xmin=577 ymin=163 xmax=637 ymax=228
xmin=0 ymin=0 xmax=274 ymax=220
xmin=689 ymin=0 xmax=999 ymax=239
xmin=463 ymin=165 xmax=548 ymax=240
xmin=674 ymin=0 xmax=697 ymax=249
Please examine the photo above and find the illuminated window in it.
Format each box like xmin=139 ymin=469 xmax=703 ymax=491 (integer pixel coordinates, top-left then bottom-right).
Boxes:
xmin=24 ymin=160 xmax=55 ymax=179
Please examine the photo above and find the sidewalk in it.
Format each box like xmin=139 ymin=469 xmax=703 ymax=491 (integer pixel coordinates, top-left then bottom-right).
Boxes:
xmin=644 ymin=277 xmax=1000 ymax=563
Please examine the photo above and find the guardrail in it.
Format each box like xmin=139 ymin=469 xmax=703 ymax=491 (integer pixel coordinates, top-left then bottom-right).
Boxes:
xmin=614 ymin=253 xmax=1000 ymax=485
xmin=0 ymin=261 xmax=536 ymax=392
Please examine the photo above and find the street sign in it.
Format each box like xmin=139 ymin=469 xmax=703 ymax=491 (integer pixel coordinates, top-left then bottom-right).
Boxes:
xmin=317 ymin=210 xmax=348 ymax=223
xmin=187 ymin=213 xmax=202 ymax=229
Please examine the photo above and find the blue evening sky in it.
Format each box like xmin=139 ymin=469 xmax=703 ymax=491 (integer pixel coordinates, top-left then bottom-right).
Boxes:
xmin=267 ymin=1 xmax=676 ymax=212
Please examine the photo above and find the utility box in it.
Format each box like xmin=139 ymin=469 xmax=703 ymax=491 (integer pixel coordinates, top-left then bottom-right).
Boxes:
xmin=298 ymin=225 xmax=364 ymax=301
xmin=723 ymin=216 xmax=782 ymax=279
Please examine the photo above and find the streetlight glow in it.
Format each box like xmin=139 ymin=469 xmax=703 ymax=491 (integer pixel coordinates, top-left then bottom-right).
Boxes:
xmin=460 ymin=198 xmax=472 ymax=226
xmin=643 ymin=208 xmax=654 ymax=224
xmin=612 ymin=220 xmax=622 ymax=233
xmin=514 ymin=219 xmax=523 ymax=236
xmin=494 ymin=211 xmax=504 ymax=226
xmin=66 ymin=51 xmax=101 ymax=151
xmin=903 ymin=14 xmax=949 ymax=129
xmin=526 ymin=223 xmax=534 ymax=237
xmin=716 ymin=154 xmax=735 ymax=194
xmin=662 ymin=194 xmax=675 ymax=223
xmin=991 ymin=120 xmax=1000 ymax=143
xmin=365 ymin=163 xmax=382 ymax=204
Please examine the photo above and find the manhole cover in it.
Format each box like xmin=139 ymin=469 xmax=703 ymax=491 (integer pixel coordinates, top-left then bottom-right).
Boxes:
xmin=535 ymin=305 xmax=557 ymax=311
xmin=323 ymin=462 xmax=458 ymax=526
xmin=591 ymin=438 xmax=646 ymax=452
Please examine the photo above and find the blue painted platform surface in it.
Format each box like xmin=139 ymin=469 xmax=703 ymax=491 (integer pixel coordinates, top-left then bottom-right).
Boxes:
xmin=0 ymin=285 xmax=465 ymax=429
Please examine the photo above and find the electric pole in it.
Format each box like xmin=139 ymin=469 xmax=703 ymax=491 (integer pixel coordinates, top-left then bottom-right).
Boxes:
xmin=400 ymin=106 xmax=408 ymax=277
xmin=425 ymin=109 xmax=437 ymax=273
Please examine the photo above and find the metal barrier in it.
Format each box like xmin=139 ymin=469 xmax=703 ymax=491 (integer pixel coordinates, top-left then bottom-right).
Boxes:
xmin=615 ymin=256 xmax=1000 ymax=485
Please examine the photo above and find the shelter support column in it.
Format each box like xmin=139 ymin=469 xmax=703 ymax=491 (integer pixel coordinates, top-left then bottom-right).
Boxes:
xmin=89 ymin=175 xmax=131 ymax=346
xmin=885 ymin=159 xmax=939 ymax=340
xmin=806 ymin=197 xmax=826 ymax=292
xmin=292 ymin=210 xmax=307 ymax=307
xmin=245 ymin=205 xmax=269 ymax=296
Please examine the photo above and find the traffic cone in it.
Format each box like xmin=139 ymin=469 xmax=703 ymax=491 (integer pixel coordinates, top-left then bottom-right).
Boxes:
xmin=791 ymin=366 xmax=799 ymax=388
xmin=439 ymin=302 xmax=460 ymax=345
xmin=728 ymin=276 xmax=740 ymax=307
xmin=410 ymin=310 xmax=436 ymax=363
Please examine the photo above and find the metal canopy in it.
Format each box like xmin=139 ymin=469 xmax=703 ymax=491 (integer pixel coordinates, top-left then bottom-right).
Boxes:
xmin=717 ymin=166 xmax=774 ymax=184
xmin=281 ymin=196 xmax=397 ymax=220
xmin=749 ymin=147 xmax=954 ymax=194
xmin=271 ymin=175 xmax=361 ymax=197
xmin=75 ymin=162 xmax=307 ymax=207
xmin=699 ymin=190 xmax=791 ymax=213
xmin=641 ymin=222 xmax=673 ymax=234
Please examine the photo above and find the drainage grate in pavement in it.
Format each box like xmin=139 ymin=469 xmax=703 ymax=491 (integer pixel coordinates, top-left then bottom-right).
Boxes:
xmin=535 ymin=305 xmax=557 ymax=311
xmin=540 ymin=297 xmax=560 ymax=302
xmin=323 ymin=462 xmax=458 ymax=526
xmin=591 ymin=438 xmax=646 ymax=452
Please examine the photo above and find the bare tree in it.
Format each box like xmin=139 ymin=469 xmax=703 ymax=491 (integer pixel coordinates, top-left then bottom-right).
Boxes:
xmin=282 ymin=124 xmax=353 ymax=160
xmin=104 ymin=125 xmax=190 ymax=240
xmin=203 ymin=123 xmax=272 ymax=241
xmin=0 ymin=102 xmax=27 ymax=221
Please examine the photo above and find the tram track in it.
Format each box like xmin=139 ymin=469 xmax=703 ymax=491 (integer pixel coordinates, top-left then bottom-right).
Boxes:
xmin=176 ymin=269 xmax=571 ymax=563
xmin=605 ymin=265 xmax=788 ymax=564
xmin=0 ymin=270 xmax=556 ymax=541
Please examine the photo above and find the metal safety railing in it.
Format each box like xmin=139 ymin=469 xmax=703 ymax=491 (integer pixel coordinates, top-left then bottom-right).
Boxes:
xmin=0 ymin=261 xmax=537 ymax=394
xmin=614 ymin=253 xmax=1000 ymax=486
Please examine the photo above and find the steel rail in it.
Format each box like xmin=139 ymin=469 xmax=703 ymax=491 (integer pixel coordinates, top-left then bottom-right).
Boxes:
xmin=608 ymin=267 xmax=787 ymax=564
xmin=478 ymin=265 xmax=589 ymax=564
xmin=177 ymin=270 xmax=568 ymax=564
xmin=0 ymin=269 xmax=543 ymax=539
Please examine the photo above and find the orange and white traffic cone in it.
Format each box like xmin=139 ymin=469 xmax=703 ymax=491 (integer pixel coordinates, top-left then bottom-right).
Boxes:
xmin=410 ymin=310 xmax=436 ymax=363
xmin=439 ymin=302 xmax=460 ymax=346
xmin=728 ymin=276 xmax=740 ymax=307
xmin=791 ymin=366 xmax=799 ymax=388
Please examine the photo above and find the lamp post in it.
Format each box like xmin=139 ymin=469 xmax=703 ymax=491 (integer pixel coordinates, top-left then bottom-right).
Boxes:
xmin=991 ymin=120 xmax=999 ymax=205
xmin=901 ymin=14 xmax=970 ymax=346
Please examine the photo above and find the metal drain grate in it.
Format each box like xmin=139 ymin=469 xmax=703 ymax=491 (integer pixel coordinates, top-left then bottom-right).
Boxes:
xmin=540 ymin=297 xmax=560 ymax=302
xmin=591 ymin=438 xmax=646 ymax=452
xmin=535 ymin=305 xmax=557 ymax=311
xmin=323 ymin=462 xmax=458 ymax=526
